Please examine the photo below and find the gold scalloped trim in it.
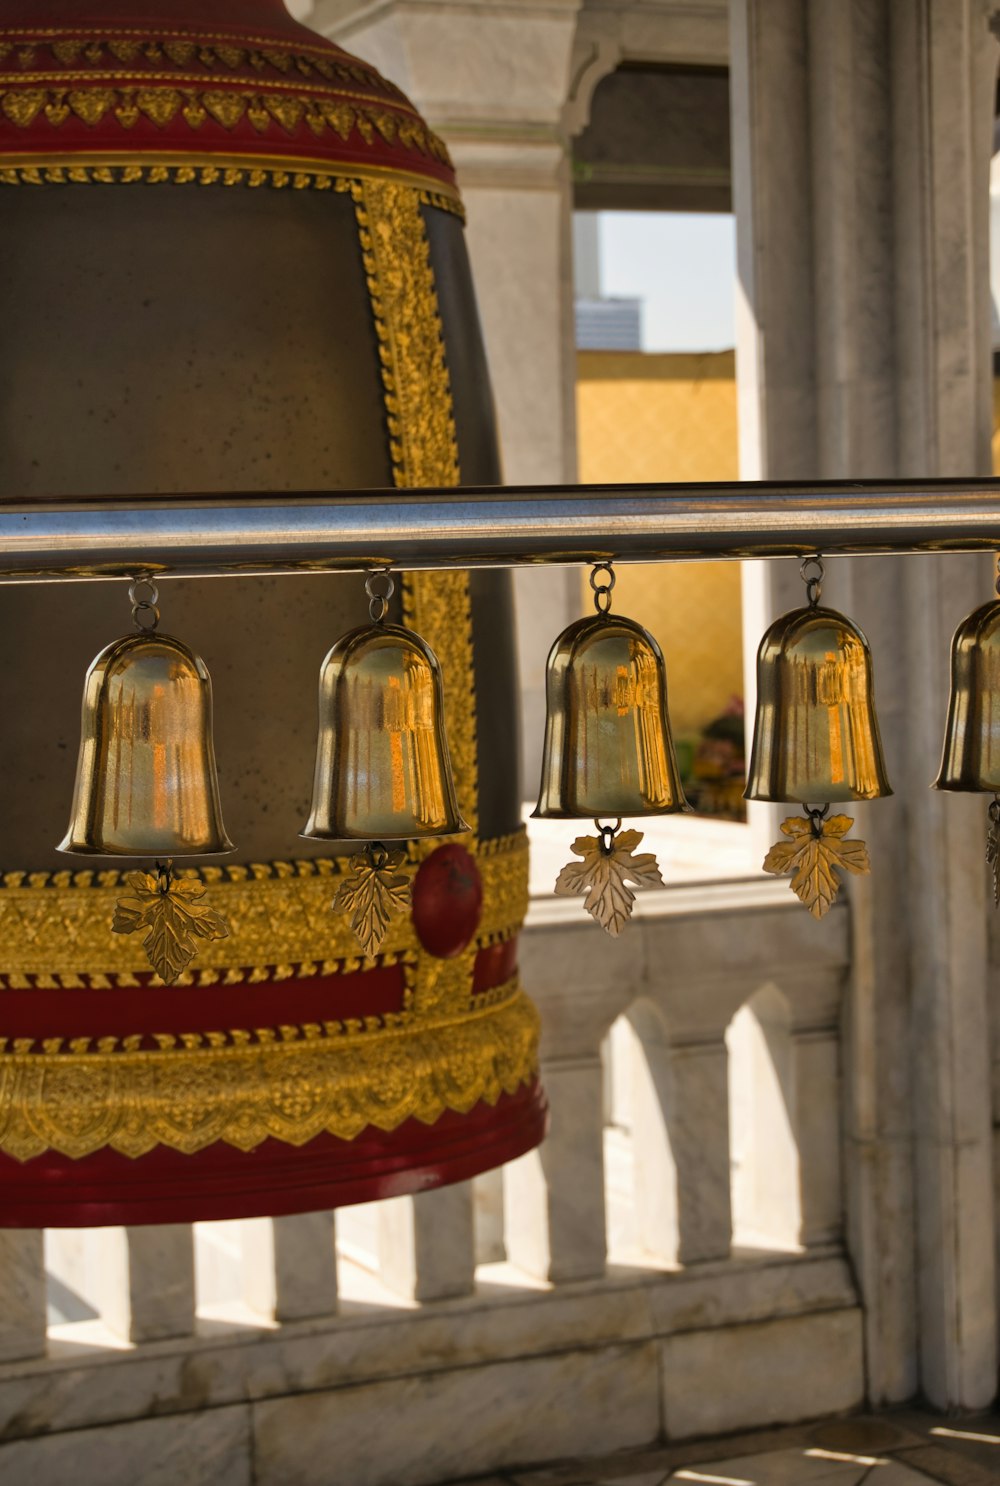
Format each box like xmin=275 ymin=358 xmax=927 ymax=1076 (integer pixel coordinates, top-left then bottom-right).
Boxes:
xmin=0 ymin=160 xmax=465 ymax=217
xmin=0 ymin=980 xmax=538 ymax=1160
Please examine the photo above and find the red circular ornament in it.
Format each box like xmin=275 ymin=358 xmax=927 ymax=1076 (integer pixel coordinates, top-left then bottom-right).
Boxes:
xmin=412 ymin=844 xmax=484 ymax=959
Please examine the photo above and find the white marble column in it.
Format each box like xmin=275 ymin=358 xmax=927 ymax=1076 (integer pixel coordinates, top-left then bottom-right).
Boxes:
xmin=377 ymin=1184 xmax=476 ymax=1303
xmin=0 ymin=1230 xmax=46 ymax=1361
xmin=504 ymin=1055 xmax=607 ymax=1282
xmin=731 ymin=0 xmax=999 ymax=1408
xmin=45 ymin=1225 xmax=196 ymax=1343
xmin=241 ymin=1213 xmax=338 ymax=1323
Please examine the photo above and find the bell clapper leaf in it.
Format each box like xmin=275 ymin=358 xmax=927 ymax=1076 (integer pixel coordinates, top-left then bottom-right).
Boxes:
xmin=112 ymin=867 xmax=229 ymax=985
xmin=333 ymin=846 xmax=412 ymax=957
xmin=762 ymin=812 xmax=870 ymax=918
xmin=554 ymin=827 xmax=664 ymax=936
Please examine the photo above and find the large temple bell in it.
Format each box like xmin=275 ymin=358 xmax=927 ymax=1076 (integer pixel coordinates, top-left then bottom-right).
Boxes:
xmin=0 ymin=0 xmax=545 ymax=1225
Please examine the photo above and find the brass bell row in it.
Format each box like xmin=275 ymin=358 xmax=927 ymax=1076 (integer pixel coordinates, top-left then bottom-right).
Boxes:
xmin=55 ymin=555 xmax=1000 ymax=976
xmin=59 ymin=573 xmax=465 ymax=979
xmin=536 ymin=554 xmax=1000 ymax=931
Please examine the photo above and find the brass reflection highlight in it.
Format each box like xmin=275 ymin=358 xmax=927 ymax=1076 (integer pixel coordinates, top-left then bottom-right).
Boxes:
xmin=934 ymin=599 xmax=1000 ymax=792
xmin=60 ymin=632 xmax=233 ymax=857
xmin=745 ymin=605 xmax=891 ymax=804
xmin=302 ymin=622 xmax=467 ymax=842
xmin=533 ymin=612 xmax=687 ymax=820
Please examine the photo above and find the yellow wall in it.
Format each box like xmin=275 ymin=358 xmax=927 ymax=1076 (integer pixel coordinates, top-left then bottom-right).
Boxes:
xmin=575 ymin=350 xmax=743 ymax=739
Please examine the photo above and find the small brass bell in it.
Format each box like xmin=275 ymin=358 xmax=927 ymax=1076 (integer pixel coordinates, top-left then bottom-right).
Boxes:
xmin=533 ymin=572 xmax=686 ymax=821
xmin=302 ymin=584 xmax=467 ymax=844
xmin=749 ymin=558 xmax=890 ymax=918
xmin=60 ymin=589 xmax=233 ymax=858
xmin=745 ymin=605 xmax=892 ymax=805
xmin=60 ymin=579 xmax=232 ymax=986
xmin=535 ymin=563 xmax=686 ymax=936
xmin=934 ymin=583 xmax=1000 ymax=907
xmin=304 ymin=571 xmax=467 ymax=958
xmin=934 ymin=598 xmax=1000 ymax=793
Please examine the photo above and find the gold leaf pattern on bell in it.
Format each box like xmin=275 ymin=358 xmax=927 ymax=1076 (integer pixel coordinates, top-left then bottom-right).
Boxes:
xmin=553 ymin=827 xmax=664 ymax=936
xmin=762 ymin=813 xmax=870 ymax=918
xmin=333 ymin=848 xmax=412 ymax=957
xmin=112 ymin=869 xmax=229 ymax=984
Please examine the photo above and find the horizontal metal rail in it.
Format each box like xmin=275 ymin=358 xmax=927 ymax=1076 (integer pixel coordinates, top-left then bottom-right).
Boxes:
xmin=1 ymin=478 xmax=1000 ymax=581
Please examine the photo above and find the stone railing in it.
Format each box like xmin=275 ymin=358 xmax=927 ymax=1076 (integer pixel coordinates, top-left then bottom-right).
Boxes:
xmin=0 ymin=850 xmax=864 ymax=1486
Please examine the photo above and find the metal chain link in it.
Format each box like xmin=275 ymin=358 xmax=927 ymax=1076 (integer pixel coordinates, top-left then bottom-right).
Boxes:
xmin=129 ymin=576 xmax=160 ymax=632
xmin=590 ymin=561 xmax=616 ymax=615
xmin=799 ymin=554 xmax=824 ymax=609
xmin=365 ymin=569 xmax=395 ymax=624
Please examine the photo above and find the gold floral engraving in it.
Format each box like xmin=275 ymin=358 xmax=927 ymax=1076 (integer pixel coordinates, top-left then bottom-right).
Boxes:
xmin=0 ymin=831 xmax=525 ymax=987
xmin=554 ymin=827 xmax=664 ymax=936
xmin=112 ymin=867 xmax=229 ymax=984
xmin=0 ymin=32 xmax=405 ymax=100
xmin=762 ymin=812 xmax=870 ymax=918
xmin=0 ymin=79 xmax=451 ymax=168
xmin=0 ymin=980 xmax=538 ymax=1160
xmin=351 ymin=178 xmax=479 ymax=1009
xmin=333 ymin=847 xmax=412 ymax=958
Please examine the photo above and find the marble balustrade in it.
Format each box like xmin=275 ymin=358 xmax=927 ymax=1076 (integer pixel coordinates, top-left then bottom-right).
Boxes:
xmin=0 ymin=876 xmax=864 ymax=1485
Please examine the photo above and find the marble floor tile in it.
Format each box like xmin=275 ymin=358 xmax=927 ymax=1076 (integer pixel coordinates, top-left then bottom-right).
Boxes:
xmin=666 ymin=1448 xmax=870 ymax=1486
xmin=599 ymin=1473 xmax=668 ymax=1486
xmin=868 ymin=1466 xmax=942 ymax=1484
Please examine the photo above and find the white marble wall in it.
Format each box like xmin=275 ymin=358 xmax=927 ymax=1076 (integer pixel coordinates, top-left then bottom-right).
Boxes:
xmin=731 ymin=0 xmax=1000 ymax=1412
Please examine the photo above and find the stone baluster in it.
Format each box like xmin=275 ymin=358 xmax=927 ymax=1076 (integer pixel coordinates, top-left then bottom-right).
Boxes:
xmin=45 ymin=1224 xmax=196 ymax=1343
xmin=0 ymin=1230 xmax=46 ymax=1361
xmin=241 ymin=1213 xmax=338 ymax=1323
xmin=628 ymin=1005 xmax=733 ymax=1266
xmin=472 ymin=1168 xmax=506 ymax=1266
xmin=505 ymin=1053 xmax=607 ymax=1283
xmin=376 ymin=1184 xmax=476 ymax=1303
xmin=504 ymin=915 xmax=642 ymax=1283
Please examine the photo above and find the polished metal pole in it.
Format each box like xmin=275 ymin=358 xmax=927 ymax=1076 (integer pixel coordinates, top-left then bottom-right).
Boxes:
xmin=1 ymin=478 xmax=1000 ymax=580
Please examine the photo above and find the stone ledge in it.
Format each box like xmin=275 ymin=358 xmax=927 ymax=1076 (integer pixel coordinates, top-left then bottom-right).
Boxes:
xmin=0 ymin=1250 xmax=857 ymax=1446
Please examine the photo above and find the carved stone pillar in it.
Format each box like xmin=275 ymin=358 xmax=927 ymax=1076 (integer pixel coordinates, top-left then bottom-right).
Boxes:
xmin=731 ymin=0 xmax=999 ymax=1408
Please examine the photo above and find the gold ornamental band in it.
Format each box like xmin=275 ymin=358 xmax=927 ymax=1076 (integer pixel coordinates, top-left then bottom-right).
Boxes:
xmin=0 ymin=154 xmax=463 ymax=214
xmin=0 ymin=830 xmax=528 ymax=988
xmin=0 ymin=979 xmax=540 ymax=1160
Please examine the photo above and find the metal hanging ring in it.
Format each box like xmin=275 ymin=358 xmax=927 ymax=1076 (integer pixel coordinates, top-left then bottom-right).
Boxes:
xmin=365 ymin=840 xmax=389 ymax=872
xmin=129 ymin=576 xmax=160 ymax=632
xmin=594 ymin=817 xmax=622 ymax=855
xmin=800 ymin=555 xmax=824 ymax=609
xmin=590 ymin=561 xmax=616 ymax=615
xmin=366 ymin=569 xmax=395 ymax=625
xmin=805 ymin=803 xmax=830 ymax=836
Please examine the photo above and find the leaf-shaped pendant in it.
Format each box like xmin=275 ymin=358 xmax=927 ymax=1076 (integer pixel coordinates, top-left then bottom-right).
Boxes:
xmin=333 ymin=843 xmax=412 ymax=956
xmin=554 ymin=825 xmax=664 ymax=936
xmin=112 ymin=865 xmax=230 ymax=983
xmin=762 ymin=811 xmax=870 ymax=918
